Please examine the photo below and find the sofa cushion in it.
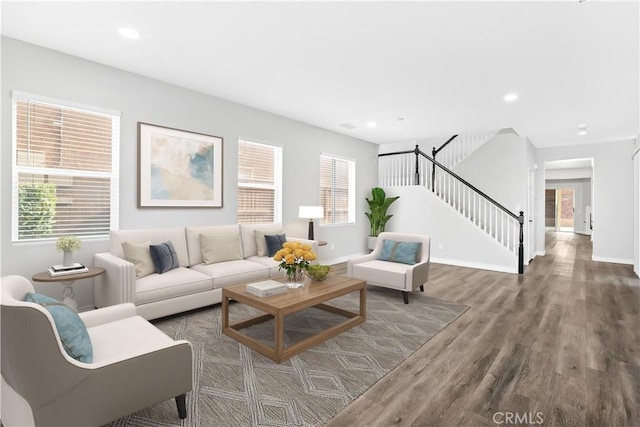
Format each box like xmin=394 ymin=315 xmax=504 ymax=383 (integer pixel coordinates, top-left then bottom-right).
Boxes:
xmin=200 ymin=232 xmax=243 ymax=264
xmin=350 ymin=260 xmax=412 ymax=291
xmin=265 ymin=233 xmax=287 ymax=257
xmin=239 ymin=223 xmax=283 ymax=258
xmin=111 ymin=227 xmax=189 ymax=267
xmin=185 ymin=225 xmax=240 ymax=266
xmin=24 ymin=292 xmax=93 ymax=363
xmin=378 ymin=240 xmax=422 ymax=265
xmin=149 ymin=241 xmax=180 ymax=274
xmin=245 ymin=256 xmax=281 ymax=277
xmin=135 ymin=267 xmax=213 ymax=305
xmin=121 ymin=240 xmax=155 ymax=278
xmin=191 ymin=260 xmax=270 ymax=289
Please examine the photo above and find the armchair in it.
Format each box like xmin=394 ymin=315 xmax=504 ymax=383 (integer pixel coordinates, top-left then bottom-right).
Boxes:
xmin=1 ymin=275 xmax=193 ymax=427
xmin=348 ymin=232 xmax=431 ymax=304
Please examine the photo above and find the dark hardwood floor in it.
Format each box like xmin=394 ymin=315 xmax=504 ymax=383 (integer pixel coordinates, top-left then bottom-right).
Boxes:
xmin=328 ymin=232 xmax=640 ymax=426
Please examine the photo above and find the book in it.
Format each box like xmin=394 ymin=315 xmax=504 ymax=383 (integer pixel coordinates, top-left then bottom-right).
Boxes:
xmin=50 ymin=262 xmax=86 ymax=272
xmin=48 ymin=266 xmax=89 ymax=277
xmin=246 ymin=280 xmax=288 ymax=297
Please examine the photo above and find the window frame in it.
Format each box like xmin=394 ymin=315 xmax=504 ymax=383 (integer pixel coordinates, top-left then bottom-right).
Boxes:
xmin=237 ymin=139 xmax=283 ymax=224
xmin=11 ymin=91 xmax=120 ymax=243
xmin=319 ymin=153 xmax=356 ymax=226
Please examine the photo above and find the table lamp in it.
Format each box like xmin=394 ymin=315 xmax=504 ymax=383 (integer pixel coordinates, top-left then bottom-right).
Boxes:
xmin=298 ymin=206 xmax=324 ymax=240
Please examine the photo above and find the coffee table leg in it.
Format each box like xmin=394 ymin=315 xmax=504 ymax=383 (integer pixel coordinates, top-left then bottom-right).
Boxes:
xmin=274 ymin=311 xmax=284 ymax=362
xmin=222 ymin=295 xmax=229 ymax=329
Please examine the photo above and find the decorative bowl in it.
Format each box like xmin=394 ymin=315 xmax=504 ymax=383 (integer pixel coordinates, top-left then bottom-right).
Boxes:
xmin=305 ymin=265 xmax=332 ymax=282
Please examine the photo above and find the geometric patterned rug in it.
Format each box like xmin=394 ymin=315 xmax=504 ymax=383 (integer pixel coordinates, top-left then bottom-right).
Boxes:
xmin=108 ymin=286 xmax=468 ymax=427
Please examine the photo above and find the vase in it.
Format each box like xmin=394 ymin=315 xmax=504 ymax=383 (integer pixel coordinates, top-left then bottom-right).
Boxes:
xmin=285 ymin=268 xmax=305 ymax=288
xmin=62 ymin=251 xmax=74 ymax=267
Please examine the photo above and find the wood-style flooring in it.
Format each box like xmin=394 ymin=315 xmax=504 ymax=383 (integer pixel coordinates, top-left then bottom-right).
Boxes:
xmin=328 ymin=232 xmax=640 ymax=426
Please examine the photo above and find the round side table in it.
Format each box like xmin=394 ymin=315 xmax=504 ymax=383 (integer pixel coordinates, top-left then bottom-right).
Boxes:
xmin=32 ymin=267 xmax=105 ymax=311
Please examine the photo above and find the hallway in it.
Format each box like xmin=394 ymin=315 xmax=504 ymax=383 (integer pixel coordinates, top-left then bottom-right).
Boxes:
xmin=329 ymin=232 xmax=640 ymax=426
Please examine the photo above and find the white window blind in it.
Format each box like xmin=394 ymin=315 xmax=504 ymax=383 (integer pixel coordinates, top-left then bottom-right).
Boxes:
xmin=237 ymin=140 xmax=282 ymax=224
xmin=320 ymin=154 xmax=356 ymax=225
xmin=12 ymin=92 xmax=120 ymax=241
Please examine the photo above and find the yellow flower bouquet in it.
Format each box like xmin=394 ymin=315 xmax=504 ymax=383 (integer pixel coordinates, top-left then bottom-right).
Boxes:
xmin=273 ymin=241 xmax=317 ymax=286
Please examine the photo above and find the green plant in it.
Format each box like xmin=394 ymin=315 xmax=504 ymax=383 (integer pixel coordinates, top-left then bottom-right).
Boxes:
xmin=18 ymin=182 xmax=57 ymax=238
xmin=365 ymin=187 xmax=400 ymax=237
xmin=56 ymin=235 xmax=81 ymax=252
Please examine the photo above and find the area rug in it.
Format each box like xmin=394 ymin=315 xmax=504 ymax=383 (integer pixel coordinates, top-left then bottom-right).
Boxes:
xmin=108 ymin=286 xmax=468 ymax=427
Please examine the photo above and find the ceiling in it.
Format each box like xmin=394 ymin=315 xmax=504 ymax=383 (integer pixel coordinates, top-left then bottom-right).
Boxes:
xmin=2 ymin=1 xmax=638 ymax=147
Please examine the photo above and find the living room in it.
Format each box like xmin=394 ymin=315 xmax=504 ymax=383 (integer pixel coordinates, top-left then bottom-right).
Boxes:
xmin=1 ymin=1 xmax=640 ymax=426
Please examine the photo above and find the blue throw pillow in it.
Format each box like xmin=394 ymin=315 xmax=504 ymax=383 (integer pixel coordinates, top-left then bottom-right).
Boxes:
xmin=378 ymin=240 xmax=422 ymax=265
xmin=150 ymin=241 xmax=180 ymax=274
xmin=265 ymin=234 xmax=287 ymax=257
xmin=24 ymin=292 xmax=93 ymax=363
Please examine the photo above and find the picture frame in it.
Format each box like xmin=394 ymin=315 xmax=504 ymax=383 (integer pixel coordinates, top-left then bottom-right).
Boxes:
xmin=138 ymin=122 xmax=223 ymax=207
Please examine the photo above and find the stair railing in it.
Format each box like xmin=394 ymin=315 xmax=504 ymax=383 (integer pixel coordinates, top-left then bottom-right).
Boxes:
xmin=379 ymin=145 xmax=525 ymax=274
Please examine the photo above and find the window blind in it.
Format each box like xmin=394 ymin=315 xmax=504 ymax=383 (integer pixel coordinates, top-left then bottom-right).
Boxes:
xmin=320 ymin=154 xmax=355 ymax=225
xmin=237 ymin=140 xmax=282 ymax=224
xmin=12 ymin=92 xmax=120 ymax=241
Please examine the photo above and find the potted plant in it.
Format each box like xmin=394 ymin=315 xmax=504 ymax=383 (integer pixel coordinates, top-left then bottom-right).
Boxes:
xmin=365 ymin=187 xmax=400 ymax=250
xmin=56 ymin=235 xmax=81 ymax=266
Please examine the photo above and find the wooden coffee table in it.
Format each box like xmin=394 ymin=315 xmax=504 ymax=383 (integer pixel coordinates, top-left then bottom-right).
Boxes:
xmin=222 ymin=275 xmax=366 ymax=363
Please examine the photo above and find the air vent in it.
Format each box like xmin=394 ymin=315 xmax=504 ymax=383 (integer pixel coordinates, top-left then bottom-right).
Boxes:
xmin=339 ymin=122 xmax=356 ymax=130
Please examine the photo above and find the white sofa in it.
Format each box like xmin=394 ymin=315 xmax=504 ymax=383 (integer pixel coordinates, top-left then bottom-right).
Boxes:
xmin=94 ymin=223 xmax=318 ymax=320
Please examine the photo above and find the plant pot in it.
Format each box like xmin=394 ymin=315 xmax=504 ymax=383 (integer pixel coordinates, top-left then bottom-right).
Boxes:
xmin=367 ymin=236 xmax=378 ymax=251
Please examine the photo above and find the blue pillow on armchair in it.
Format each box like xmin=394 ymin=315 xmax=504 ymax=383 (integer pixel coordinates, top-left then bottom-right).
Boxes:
xmin=24 ymin=292 xmax=93 ymax=363
xmin=378 ymin=240 xmax=422 ymax=265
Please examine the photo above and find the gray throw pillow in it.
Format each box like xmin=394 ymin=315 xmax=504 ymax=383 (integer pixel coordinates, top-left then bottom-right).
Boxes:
xmin=149 ymin=241 xmax=180 ymax=274
xmin=265 ymin=234 xmax=287 ymax=257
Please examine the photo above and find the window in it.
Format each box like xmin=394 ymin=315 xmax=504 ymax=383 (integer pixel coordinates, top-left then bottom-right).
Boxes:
xmin=12 ymin=92 xmax=120 ymax=241
xmin=320 ymin=154 xmax=355 ymax=225
xmin=237 ymin=140 xmax=282 ymax=224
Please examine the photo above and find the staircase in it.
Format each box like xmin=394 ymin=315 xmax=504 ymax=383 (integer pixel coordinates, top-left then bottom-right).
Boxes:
xmin=378 ymin=141 xmax=524 ymax=274
xmin=428 ymin=130 xmax=499 ymax=170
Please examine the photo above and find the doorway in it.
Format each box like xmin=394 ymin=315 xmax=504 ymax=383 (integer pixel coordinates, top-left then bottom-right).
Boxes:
xmin=544 ymin=188 xmax=575 ymax=232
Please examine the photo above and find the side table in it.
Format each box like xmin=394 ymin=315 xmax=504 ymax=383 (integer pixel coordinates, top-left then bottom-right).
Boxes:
xmin=32 ymin=267 xmax=105 ymax=311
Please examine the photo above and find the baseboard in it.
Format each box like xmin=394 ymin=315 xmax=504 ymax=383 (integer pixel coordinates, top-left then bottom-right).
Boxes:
xmin=430 ymin=257 xmax=517 ymax=274
xmin=575 ymin=231 xmax=591 ymax=236
xmin=535 ymin=251 xmax=546 ymax=257
xmin=591 ymin=256 xmax=634 ymax=265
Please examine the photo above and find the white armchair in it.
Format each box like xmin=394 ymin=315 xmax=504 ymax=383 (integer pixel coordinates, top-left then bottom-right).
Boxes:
xmin=348 ymin=232 xmax=431 ymax=304
xmin=1 ymin=275 xmax=193 ymax=427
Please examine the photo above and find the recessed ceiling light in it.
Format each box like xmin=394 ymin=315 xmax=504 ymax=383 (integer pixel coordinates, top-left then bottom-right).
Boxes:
xmin=396 ymin=117 xmax=404 ymax=122
xmin=503 ymin=93 xmax=518 ymax=102
xmin=366 ymin=121 xmax=377 ymax=128
xmin=578 ymin=123 xmax=588 ymax=130
xmin=118 ymin=27 xmax=140 ymax=40
xmin=578 ymin=131 xmax=588 ymax=136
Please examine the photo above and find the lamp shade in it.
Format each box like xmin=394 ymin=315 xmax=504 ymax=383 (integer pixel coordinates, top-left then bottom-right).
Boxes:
xmin=298 ymin=206 xmax=324 ymax=219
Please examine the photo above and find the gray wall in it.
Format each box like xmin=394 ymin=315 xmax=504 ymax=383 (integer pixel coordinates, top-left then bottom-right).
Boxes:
xmin=1 ymin=37 xmax=378 ymax=309
xmin=536 ymin=139 xmax=636 ymax=264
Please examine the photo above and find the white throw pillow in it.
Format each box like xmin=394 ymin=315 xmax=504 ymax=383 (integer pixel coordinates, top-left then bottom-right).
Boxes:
xmin=121 ymin=240 xmax=155 ymax=278
xmin=254 ymin=226 xmax=282 ymax=257
xmin=200 ymin=232 xmax=243 ymax=264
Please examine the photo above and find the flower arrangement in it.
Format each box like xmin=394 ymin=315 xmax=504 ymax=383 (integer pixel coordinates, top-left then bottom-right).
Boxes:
xmin=55 ymin=235 xmax=81 ymax=252
xmin=273 ymin=241 xmax=317 ymax=282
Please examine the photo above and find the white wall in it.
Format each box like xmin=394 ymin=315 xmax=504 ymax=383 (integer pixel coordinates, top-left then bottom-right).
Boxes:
xmin=536 ymin=139 xmax=636 ymax=264
xmin=634 ymin=137 xmax=639 ymax=276
xmin=0 ymin=37 xmax=379 ymax=308
xmin=385 ymin=186 xmax=517 ymax=273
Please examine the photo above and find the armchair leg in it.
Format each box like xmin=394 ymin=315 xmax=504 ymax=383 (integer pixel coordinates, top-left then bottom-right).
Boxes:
xmin=402 ymin=291 xmax=409 ymax=304
xmin=175 ymin=394 xmax=187 ymax=419
xmin=420 ymin=285 xmax=424 ymax=292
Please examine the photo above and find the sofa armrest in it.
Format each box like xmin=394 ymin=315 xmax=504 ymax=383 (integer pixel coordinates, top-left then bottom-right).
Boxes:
xmin=406 ymin=260 xmax=431 ymax=291
xmin=93 ymin=252 xmax=136 ymax=308
xmin=79 ymin=303 xmax=137 ymax=328
xmin=347 ymin=252 xmax=378 ymax=276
